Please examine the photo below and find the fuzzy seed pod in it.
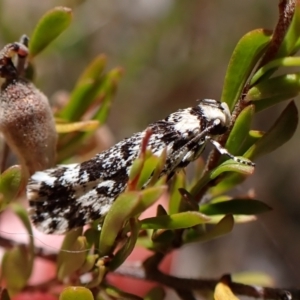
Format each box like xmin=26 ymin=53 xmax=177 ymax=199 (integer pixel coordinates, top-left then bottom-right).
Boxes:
xmin=0 ymin=78 xmax=57 ymax=176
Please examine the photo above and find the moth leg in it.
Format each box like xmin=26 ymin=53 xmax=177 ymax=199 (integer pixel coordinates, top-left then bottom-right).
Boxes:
xmin=207 ymin=137 xmax=255 ymax=166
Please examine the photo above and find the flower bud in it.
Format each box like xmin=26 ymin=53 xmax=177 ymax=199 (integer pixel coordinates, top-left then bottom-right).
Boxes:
xmin=0 ymin=40 xmax=57 ymax=176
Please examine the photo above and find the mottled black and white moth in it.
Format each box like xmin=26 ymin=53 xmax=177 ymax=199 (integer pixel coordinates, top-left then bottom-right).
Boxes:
xmin=27 ymin=99 xmax=254 ymax=234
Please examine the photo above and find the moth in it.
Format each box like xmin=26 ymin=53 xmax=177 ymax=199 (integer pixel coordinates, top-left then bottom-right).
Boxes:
xmin=27 ymin=99 xmax=254 ymax=234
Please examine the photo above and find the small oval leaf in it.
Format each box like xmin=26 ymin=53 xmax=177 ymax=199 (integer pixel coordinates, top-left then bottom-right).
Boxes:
xmin=99 ymin=186 xmax=166 ymax=256
xmin=246 ymin=74 xmax=300 ymax=111
xmin=109 ymin=218 xmax=140 ymax=270
xmin=2 ymin=246 xmax=31 ymax=293
xmin=59 ymin=55 xmax=107 ymax=122
xmin=221 ymin=29 xmax=272 ymax=110
xmin=56 ymin=120 xmax=99 ymax=133
xmin=0 ymin=166 xmax=22 ymax=211
xmin=59 ymin=287 xmax=94 ymax=300
xmin=57 ymin=236 xmax=88 ymax=280
xmin=144 ymin=287 xmax=166 ymax=300
xmin=251 ymin=57 xmax=300 ymax=86
xmin=78 ymin=254 xmax=98 ymax=274
xmin=210 ymin=159 xmax=254 ymax=180
xmin=141 ymin=211 xmax=210 ymax=230
xmin=200 ymin=199 xmax=271 ymax=216
xmin=225 ymin=105 xmax=255 ymax=155
xmin=29 ymin=7 xmax=72 ymax=57
xmin=169 ymin=171 xmax=186 ymax=214
xmin=77 ymin=54 xmax=107 ymax=84
xmin=91 ymin=67 xmax=123 ymax=125
xmin=245 ymin=101 xmax=298 ymax=159
xmin=99 ymin=192 xmax=140 ymax=256
xmin=184 ymin=214 xmax=234 ymax=244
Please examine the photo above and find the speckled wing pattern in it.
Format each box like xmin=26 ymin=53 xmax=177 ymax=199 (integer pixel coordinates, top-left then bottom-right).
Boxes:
xmin=27 ymin=99 xmax=232 ymax=234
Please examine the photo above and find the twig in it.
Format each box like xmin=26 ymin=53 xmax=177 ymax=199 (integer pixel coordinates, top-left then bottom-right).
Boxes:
xmin=260 ymin=0 xmax=296 ymax=67
xmin=0 ymin=235 xmax=57 ymax=261
xmin=175 ymin=289 xmax=197 ymax=300
xmin=114 ymin=253 xmax=300 ymax=300
xmin=23 ymin=278 xmax=59 ymax=293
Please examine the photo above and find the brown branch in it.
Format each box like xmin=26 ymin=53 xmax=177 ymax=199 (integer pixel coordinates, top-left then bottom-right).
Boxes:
xmin=260 ymin=0 xmax=296 ymax=66
xmin=175 ymin=289 xmax=197 ymax=300
xmin=1 ymin=235 xmax=298 ymax=300
xmin=0 ymin=235 xmax=57 ymax=261
xmin=114 ymin=253 xmax=300 ymax=300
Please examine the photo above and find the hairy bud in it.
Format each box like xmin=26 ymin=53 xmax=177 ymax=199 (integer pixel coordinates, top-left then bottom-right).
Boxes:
xmin=0 ymin=38 xmax=57 ymax=176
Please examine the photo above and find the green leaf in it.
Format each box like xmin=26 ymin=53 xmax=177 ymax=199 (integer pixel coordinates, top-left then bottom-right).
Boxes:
xmin=91 ymin=67 xmax=123 ymax=125
xmin=86 ymin=258 xmax=107 ymax=288
xmin=184 ymin=215 xmax=234 ymax=244
xmin=138 ymin=185 xmax=167 ymax=213
xmin=169 ymin=171 xmax=186 ymax=214
xmin=57 ymin=67 xmax=122 ymax=162
xmin=11 ymin=204 xmax=34 ymax=271
xmin=148 ymin=148 xmax=167 ymax=186
xmin=57 ymin=228 xmax=82 ymax=265
xmin=78 ymin=254 xmax=98 ymax=274
xmin=245 ymin=101 xmax=298 ymax=159
xmin=99 ymin=192 xmax=139 ymax=256
xmin=191 ymin=159 xmax=254 ymax=197
xmin=246 ymin=73 xmax=300 ymax=111
xmin=11 ymin=203 xmax=33 ymax=242
xmin=128 ymin=157 xmax=144 ymax=182
xmin=59 ymin=55 xmax=107 ymax=122
xmin=232 ymin=271 xmax=274 ymax=286
xmin=105 ymin=285 xmax=143 ymax=300
xmin=200 ymin=199 xmax=271 ymax=216
xmin=109 ymin=218 xmax=140 ymax=270
xmin=57 ymin=228 xmax=87 ymax=280
xmin=237 ymin=130 xmax=264 ymax=156
xmin=59 ymin=287 xmax=94 ymax=300
xmin=210 ymin=159 xmax=254 ymax=179
xmin=207 ymin=215 xmax=257 ymax=224
xmin=209 ymin=173 xmax=247 ymax=197
xmin=221 ymin=29 xmax=272 ymax=110
xmin=2 ymin=247 xmax=31 ymax=293
xmin=57 ymin=236 xmax=88 ymax=280
xmin=137 ymin=155 xmax=160 ymax=189
xmin=144 ymin=287 xmax=166 ymax=300
xmin=209 ymin=130 xmax=263 ymax=196
xmin=152 ymin=229 xmax=175 ymax=246
xmin=84 ymin=228 xmax=99 ymax=249
xmin=0 ymin=166 xmax=22 ymax=212
xmin=77 ymin=54 xmax=107 ymax=84
xmin=149 ymin=205 xmax=175 ymax=250
xmin=29 ymin=7 xmax=72 ymax=57
xmin=99 ymin=186 xmax=166 ymax=256
xmin=141 ymin=211 xmax=210 ymax=230
xmin=251 ymin=57 xmax=300 ymax=86
xmin=56 ymin=120 xmax=99 ymax=133
xmin=225 ymin=105 xmax=255 ymax=155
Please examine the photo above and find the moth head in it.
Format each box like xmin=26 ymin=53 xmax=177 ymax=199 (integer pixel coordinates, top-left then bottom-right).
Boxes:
xmin=199 ymin=99 xmax=231 ymax=135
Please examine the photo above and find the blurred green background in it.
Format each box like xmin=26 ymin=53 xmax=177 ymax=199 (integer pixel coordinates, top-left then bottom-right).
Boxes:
xmin=1 ymin=0 xmax=300 ymax=294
